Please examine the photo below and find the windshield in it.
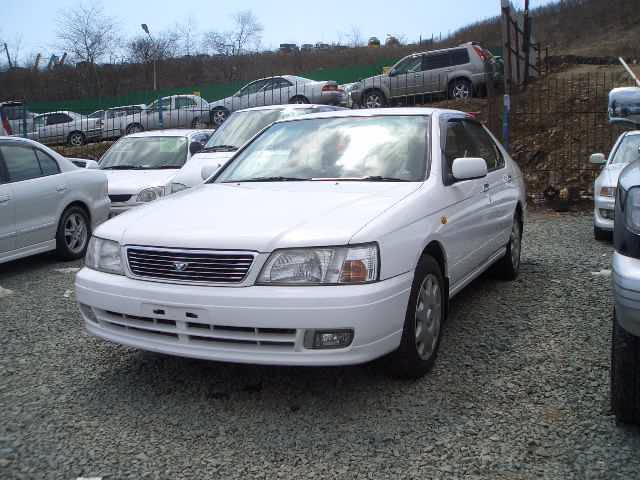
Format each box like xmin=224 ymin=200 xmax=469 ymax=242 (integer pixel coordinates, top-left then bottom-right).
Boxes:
xmin=100 ymin=136 xmax=188 ymax=169
xmin=214 ymin=115 xmax=429 ymax=183
xmin=611 ymin=135 xmax=640 ymax=165
xmin=204 ymin=108 xmax=322 ymax=151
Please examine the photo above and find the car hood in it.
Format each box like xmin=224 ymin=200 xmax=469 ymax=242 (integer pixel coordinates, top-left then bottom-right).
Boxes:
xmin=597 ymin=163 xmax=628 ymax=188
xmin=103 ymin=169 xmax=180 ymax=195
xmin=97 ymin=181 xmax=422 ymax=251
xmin=170 ymin=151 xmax=236 ymax=188
xmin=363 ymin=74 xmax=387 ymax=86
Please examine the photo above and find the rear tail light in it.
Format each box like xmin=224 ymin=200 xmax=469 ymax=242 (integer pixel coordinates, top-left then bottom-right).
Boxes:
xmin=322 ymin=84 xmax=338 ymax=92
xmin=472 ymin=45 xmax=488 ymax=62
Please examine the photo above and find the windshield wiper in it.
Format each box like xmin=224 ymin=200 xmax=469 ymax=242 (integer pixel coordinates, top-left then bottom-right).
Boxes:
xmin=101 ymin=165 xmax=145 ymax=170
xmin=202 ymin=145 xmax=238 ymax=152
xmin=153 ymin=165 xmax=184 ymax=169
xmin=222 ymin=176 xmax=309 ymax=183
xmin=312 ymin=176 xmax=412 ymax=182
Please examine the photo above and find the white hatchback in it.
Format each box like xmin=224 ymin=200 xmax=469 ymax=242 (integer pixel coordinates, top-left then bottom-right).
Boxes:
xmin=0 ymin=137 xmax=109 ymax=264
xmin=75 ymin=108 xmax=526 ymax=378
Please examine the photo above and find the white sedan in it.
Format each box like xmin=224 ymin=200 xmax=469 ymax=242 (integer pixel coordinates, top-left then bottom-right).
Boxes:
xmin=0 ymin=137 xmax=110 ymax=264
xmin=75 ymin=108 xmax=525 ymax=378
xmin=591 ymin=130 xmax=640 ymax=240
xmin=98 ymin=129 xmax=212 ymax=215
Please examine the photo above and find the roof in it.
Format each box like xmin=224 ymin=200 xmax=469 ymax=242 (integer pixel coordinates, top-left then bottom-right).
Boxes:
xmin=125 ymin=129 xmax=214 ymax=139
xmin=274 ymin=107 xmax=465 ymax=123
xmin=234 ymin=104 xmax=341 ymax=113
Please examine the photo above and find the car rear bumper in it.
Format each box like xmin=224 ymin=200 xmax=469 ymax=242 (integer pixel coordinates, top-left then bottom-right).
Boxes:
xmin=75 ymin=268 xmax=412 ymax=366
xmin=613 ymin=251 xmax=640 ymax=337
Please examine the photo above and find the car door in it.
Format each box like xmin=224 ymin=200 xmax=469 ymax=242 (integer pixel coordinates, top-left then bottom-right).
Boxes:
xmin=463 ymin=120 xmax=516 ymax=254
xmin=389 ymin=56 xmax=423 ymax=99
xmin=439 ymin=117 xmax=491 ymax=286
xmin=422 ymin=52 xmax=453 ymax=95
xmin=0 ymin=154 xmax=16 ymax=254
xmin=0 ymin=143 xmax=66 ymax=248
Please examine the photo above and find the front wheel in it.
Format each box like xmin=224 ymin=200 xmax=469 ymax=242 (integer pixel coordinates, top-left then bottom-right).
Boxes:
xmin=289 ymin=96 xmax=309 ymax=104
xmin=55 ymin=206 xmax=90 ymax=260
xmin=493 ymin=213 xmax=522 ymax=280
xmin=126 ymin=123 xmax=144 ymax=135
xmin=210 ymin=108 xmax=230 ymax=127
xmin=387 ymin=255 xmax=445 ymax=379
xmin=67 ymin=131 xmax=86 ymax=147
xmin=611 ymin=311 xmax=640 ymax=424
xmin=361 ymin=89 xmax=387 ymax=109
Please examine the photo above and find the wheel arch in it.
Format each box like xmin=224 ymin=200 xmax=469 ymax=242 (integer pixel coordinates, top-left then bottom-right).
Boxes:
xmin=419 ymin=240 xmax=449 ymax=314
xmin=59 ymin=200 xmax=92 ymax=230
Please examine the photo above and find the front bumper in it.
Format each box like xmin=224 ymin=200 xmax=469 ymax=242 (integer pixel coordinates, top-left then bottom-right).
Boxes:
xmin=75 ymin=268 xmax=412 ymax=366
xmin=594 ymin=195 xmax=615 ymax=230
xmin=613 ymin=251 xmax=640 ymax=337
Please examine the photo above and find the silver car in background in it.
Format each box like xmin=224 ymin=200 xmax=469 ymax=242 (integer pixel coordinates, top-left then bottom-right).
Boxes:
xmin=591 ymin=130 xmax=640 ymax=239
xmin=351 ymin=42 xmax=496 ymax=108
xmin=121 ymin=95 xmax=210 ymax=135
xmin=208 ymin=75 xmax=346 ymax=126
xmin=89 ymin=104 xmax=146 ymax=139
xmin=27 ymin=111 xmax=102 ymax=146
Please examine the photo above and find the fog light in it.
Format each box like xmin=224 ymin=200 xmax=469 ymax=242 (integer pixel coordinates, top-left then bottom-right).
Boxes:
xmin=600 ymin=208 xmax=615 ymax=220
xmin=79 ymin=303 xmax=98 ymax=323
xmin=304 ymin=329 xmax=354 ymax=349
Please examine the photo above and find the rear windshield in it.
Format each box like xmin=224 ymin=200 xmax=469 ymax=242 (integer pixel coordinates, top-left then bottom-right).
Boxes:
xmin=215 ymin=115 xmax=429 ymax=183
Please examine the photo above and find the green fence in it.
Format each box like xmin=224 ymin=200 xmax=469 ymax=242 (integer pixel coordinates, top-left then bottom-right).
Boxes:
xmin=27 ymin=61 xmax=393 ymax=114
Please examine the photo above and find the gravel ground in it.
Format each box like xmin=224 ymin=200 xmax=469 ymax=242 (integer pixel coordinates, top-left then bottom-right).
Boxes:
xmin=1 ymin=210 xmax=639 ymax=479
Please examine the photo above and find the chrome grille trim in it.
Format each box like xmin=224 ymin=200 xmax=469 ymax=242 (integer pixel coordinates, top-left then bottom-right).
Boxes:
xmin=126 ymin=246 xmax=256 ymax=285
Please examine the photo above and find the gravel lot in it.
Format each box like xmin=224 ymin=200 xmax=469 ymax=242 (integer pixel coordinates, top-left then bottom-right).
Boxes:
xmin=1 ymin=210 xmax=639 ymax=479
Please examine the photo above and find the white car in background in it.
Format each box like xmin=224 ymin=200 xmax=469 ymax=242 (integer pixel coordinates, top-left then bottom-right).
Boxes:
xmin=168 ymin=104 xmax=346 ymax=194
xmin=0 ymin=137 xmax=109 ymax=264
xmin=89 ymin=104 xmax=146 ymax=139
xmin=121 ymin=95 xmax=210 ymax=135
xmin=27 ymin=111 xmax=102 ymax=146
xmin=591 ymin=130 xmax=640 ymax=240
xmin=75 ymin=108 xmax=526 ymax=378
xmin=99 ymin=129 xmax=212 ymax=215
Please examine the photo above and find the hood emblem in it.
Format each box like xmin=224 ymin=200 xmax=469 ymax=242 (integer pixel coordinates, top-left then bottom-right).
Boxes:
xmin=173 ymin=261 xmax=189 ymax=272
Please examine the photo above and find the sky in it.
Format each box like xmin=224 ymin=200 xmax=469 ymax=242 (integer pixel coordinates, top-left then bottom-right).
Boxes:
xmin=1 ymin=0 xmax=556 ymax=63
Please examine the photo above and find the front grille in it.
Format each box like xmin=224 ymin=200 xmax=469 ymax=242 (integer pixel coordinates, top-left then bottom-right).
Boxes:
xmin=91 ymin=308 xmax=297 ymax=351
xmin=126 ymin=247 xmax=254 ymax=284
xmin=109 ymin=194 xmax=132 ymax=203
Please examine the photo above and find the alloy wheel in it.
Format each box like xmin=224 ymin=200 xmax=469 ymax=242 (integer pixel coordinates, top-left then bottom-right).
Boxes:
xmin=414 ymin=273 xmax=442 ymax=360
xmin=452 ymin=83 xmax=471 ymax=100
xmin=64 ymin=213 xmax=88 ymax=254
xmin=365 ymin=94 xmax=382 ymax=108
xmin=69 ymin=133 xmax=84 ymax=146
xmin=213 ymin=110 xmax=228 ymax=126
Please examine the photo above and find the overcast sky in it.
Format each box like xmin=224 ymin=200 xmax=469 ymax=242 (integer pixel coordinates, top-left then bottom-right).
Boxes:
xmin=2 ymin=0 xmax=556 ymax=61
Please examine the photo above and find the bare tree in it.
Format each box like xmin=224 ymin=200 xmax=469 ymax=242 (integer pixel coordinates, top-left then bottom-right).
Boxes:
xmin=55 ymin=2 xmax=119 ymax=65
xmin=202 ymin=10 xmax=263 ymax=56
xmin=127 ymin=31 xmax=179 ymax=63
xmin=2 ymin=34 xmax=23 ymax=68
xmin=174 ymin=16 xmax=199 ymax=56
xmin=345 ymin=26 xmax=364 ymax=48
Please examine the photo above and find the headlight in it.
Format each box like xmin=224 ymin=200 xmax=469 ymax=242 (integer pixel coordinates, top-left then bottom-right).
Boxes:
xmin=600 ymin=186 xmax=616 ymax=197
xmin=136 ymin=186 xmax=165 ymax=203
xmin=169 ymin=182 xmax=188 ymax=194
xmin=85 ymin=237 xmax=124 ymax=275
xmin=257 ymin=243 xmax=379 ymax=285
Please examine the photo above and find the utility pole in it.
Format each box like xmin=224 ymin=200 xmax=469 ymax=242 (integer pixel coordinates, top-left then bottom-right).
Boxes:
xmin=141 ymin=24 xmax=157 ymax=91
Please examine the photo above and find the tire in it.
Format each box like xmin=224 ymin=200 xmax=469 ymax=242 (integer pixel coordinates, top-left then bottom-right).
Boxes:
xmin=126 ymin=123 xmax=144 ymax=135
xmin=67 ymin=131 xmax=86 ymax=147
xmin=611 ymin=311 xmax=640 ymax=424
xmin=361 ymin=89 xmax=387 ymax=109
xmin=594 ymin=225 xmax=612 ymax=241
xmin=210 ymin=108 xmax=230 ymax=127
xmin=191 ymin=117 xmax=208 ymax=129
xmin=448 ymin=78 xmax=473 ymax=100
xmin=387 ymin=254 xmax=445 ymax=379
xmin=289 ymin=96 xmax=309 ymax=104
xmin=493 ymin=211 xmax=522 ymax=280
xmin=55 ymin=206 xmax=90 ymax=261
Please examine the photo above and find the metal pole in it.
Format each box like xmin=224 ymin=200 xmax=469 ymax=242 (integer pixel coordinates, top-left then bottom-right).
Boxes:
xmin=619 ymin=57 xmax=640 ymax=87
xmin=153 ymin=57 xmax=157 ymax=91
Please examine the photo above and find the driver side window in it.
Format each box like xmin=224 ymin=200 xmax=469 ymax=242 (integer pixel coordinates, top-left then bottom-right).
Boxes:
xmin=443 ymin=120 xmax=477 ymax=174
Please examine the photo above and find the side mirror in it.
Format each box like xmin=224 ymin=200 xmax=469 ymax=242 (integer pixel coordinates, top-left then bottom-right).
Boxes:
xmin=85 ymin=160 xmax=100 ymax=169
xmin=189 ymin=141 xmax=204 ymax=156
xmin=201 ymin=164 xmax=221 ymax=180
xmin=590 ymin=153 xmax=606 ymax=165
xmin=451 ymin=157 xmax=488 ymax=181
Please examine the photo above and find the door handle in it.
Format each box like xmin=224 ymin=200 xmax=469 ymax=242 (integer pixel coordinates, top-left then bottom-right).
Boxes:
xmin=56 ymin=186 xmax=67 ymax=193
xmin=482 ymin=183 xmax=490 ymax=193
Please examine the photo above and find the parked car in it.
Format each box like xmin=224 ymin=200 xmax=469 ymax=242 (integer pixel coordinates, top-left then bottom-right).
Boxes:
xmin=26 ymin=111 xmax=102 ymax=146
xmin=0 ymin=136 xmax=109 ymax=264
xmin=122 ymin=95 xmax=210 ymax=135
xmin=0 ymin=101 xmax=37 ymax=136
xmin=168 ymin=104 xmax=346 ymax=193
xmin=89 ymin=104 xmax=146 ymax=139
xmin=591 ymin=130 xmax=640 ymax=239
xmin=208 ymin=76 xmax=346 ymax=127
xmin=98 ymin=129 xmax=212 ymax=215
xmin=75 ymin=108 xmax=525 ymax=378
xmin=351 ymin=42 xmax=497 ymax=108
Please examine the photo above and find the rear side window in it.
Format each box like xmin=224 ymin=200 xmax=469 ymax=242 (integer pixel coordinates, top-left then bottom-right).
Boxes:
xmin=175 ymin=97 xmax=198 ymax=109
xmin=0 ymin=145 xmax=43 ymax=182
xmin=463 ymin=121 xmax=504 ymax=171
xmin=35 ymin=149 xmax=60 ymax=176
xmin=423 ymin=52 xmax=450 ymax=71
xmin=450 ymin=49 xmax=470 ymax=66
